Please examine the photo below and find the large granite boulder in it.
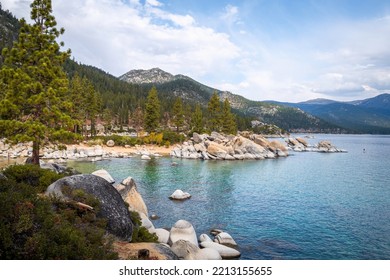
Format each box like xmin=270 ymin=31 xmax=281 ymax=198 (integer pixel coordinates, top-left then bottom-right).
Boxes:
xmin=92 ymin=169 xmax=115 ymax=184
xmin=214 ymin=232 xmax=238 ymax=247
xmin=115 ymin=176 xmax=148 ymax=216
xmin=200 ymin=241 xmax=241 ymax=259
xmin=45 ymin=174 xmax=133 ymax=241
xmin=171 ymin=240 xmax=221 ymax=260
xmin=168 ymin=220 xmax=198 ymax=246
xmin=206 ymin=141 xmax=228 ymax=159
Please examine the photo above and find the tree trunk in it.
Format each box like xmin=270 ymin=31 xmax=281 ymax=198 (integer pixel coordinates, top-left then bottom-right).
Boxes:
xmin=32 ymin=140 xmax=40 ymax=165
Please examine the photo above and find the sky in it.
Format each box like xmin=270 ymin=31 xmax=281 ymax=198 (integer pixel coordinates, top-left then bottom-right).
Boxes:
xmin=2 ymin=0 xmax=390 ymax=102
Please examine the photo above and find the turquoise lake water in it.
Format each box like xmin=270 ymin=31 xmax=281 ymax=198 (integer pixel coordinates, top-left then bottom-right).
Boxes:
xmin=67 ymin=134 xmax=390 ymax=260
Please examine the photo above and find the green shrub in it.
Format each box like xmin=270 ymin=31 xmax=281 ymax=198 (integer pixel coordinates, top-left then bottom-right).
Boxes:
xmin=129 ymin=211 xmax=158 ymax=243
xmin=0 ymin=165 xmax=118 ymax=260
xmin=2 ymin=164 xmax=64 ymax=193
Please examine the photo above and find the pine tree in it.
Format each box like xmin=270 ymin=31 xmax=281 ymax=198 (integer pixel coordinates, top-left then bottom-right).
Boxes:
xmin=132 ymin=105 xmax=144 ymax=135
xmin=144 ymin=86 xmax=160 ymax=132
xmin=221 ymin=98 xmax=237 ymax=135
xmin=0 ymin=0 xmax=73 ymax=165
xmin=172 ymin=97 xmax=184 ymax=132
xmin=191 ymin=104 xmax=203 ymax=133
xmin=207 ymin=91 xmax=221 ymax=132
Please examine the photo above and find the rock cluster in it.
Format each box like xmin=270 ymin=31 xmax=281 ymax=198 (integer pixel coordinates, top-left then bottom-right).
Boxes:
xmin=286 ymin=137 xmax=347 ymax=153
xmin=170 ymin=132 xmax=288 ymax=160
xmin=0 ymin=139 xmax=32 ymax=158
xmin=44 ymin=167 xmax=241 ymax=259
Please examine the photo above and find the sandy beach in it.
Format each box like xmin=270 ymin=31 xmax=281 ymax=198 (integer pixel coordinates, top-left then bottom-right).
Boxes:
xmin=66 ymin=143 xmax=173 ymax=156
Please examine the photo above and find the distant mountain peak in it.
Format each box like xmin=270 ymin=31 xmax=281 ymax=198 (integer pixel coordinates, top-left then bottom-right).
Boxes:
xmin=119 ymin=68 xmax=175 ymax=84
xmin=299 ymin=98 xmax=339 ymax=105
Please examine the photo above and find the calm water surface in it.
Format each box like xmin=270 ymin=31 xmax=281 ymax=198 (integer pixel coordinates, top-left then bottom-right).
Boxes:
xmin=67 ymin=134 xmax=390 ymax=260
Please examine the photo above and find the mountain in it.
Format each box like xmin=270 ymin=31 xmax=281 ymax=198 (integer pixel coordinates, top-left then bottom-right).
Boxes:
xmin=119 ymin=68 xmax=177 ymax=84
xmin=0 ymin=6 xmax=20 ymax=64
xmin=119 ymin=68 xmax=343 ymax=133
xmin=266 ymin=94 xmax=390 ymax=134
xmin=349 ymin=93 xmax=390 ymax=112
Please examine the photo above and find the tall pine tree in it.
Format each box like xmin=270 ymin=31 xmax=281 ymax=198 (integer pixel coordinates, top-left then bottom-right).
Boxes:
xmin=191 ymin=104 xmax=203 ymax=133
xmin=207 ymin=91 xmax=221 ymax=132
xmin=172 ymin=97 xmax=184 ymax=132
xmin=144 ymin=86 xmax=160 ymax=132
xmin=221 ymin=98 xmax=237 ymax=135
xmin=0 ymin=0 xmax=73 ymax=164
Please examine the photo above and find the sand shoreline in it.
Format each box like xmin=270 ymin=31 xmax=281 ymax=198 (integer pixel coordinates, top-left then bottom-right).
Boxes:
xmin=66 ymin=143 xmax=173 ymax=156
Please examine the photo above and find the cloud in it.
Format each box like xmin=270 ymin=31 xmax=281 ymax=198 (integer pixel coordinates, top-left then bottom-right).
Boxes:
xmin=2 ymin=0 xmax=390 ymax=102
xmin=2 ymin=0 xmax=240 ymax=80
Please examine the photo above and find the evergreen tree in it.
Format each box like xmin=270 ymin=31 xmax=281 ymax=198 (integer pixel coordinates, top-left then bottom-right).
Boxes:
xmin=144 ymin=86 xmax=160 ymax=132
xmin=221 ymin=98 xmax=237 ymax=135
xmin=172 ymin=97 xmax=184 ymax=132
xmin=0 ymin=0 xmax=73 ymax=165
xmin=207 ymin=91 xmax=221 ymax=132
xmin=191 ymin=104 xmax=203 ymax=133
xmin=132 ymin=105 xmax=144 ymax=135
xmin=69 ymin=74 xmax=100 ymax=137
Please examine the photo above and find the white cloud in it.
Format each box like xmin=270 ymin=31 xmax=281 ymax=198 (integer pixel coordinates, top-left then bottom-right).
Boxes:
xmin=2 ymin=0 xmax=390 ymax=102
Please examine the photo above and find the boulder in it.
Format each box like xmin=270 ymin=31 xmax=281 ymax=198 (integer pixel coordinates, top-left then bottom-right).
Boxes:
xmin=141 ymin=155 xmax=151 ymax=160
xmin=45 ymin=174 xmax=133 ymax=241
xmin=168 ymin=219 xmax=198 ymax=246
xmin=214 ymin=232 xmax=238 ymax=247
xmin=269 ymin=140 xmax=288 ymax=152
xmin=192 ymin=133 xmax=203 ymax=143
xmin=169 ymin=189 xmax=191 ymax=200
xmin=92 ymin=169 xmax=115 ymax=184
xmin=252 ymin=135 xmax=270 ymax=148
xmin=170 ymin=240 xmax=199 ymax=259
xmin=155 ymin=228 xmax=170 ymax=244
xmin=199 ymin=233 xmax=213 ymax=243
xmin=106 ymin=140 xmax=115 ymax=147
xmin=140 ymin=212 xmax=155 ymax=233
xmin=296 ymin=137 xmax=308 ymax=147
xmin=200 ymin=241 xmax=241 ymax=259
xmin=171 ymin=240 xmax=221 ymax=260
xmin=196 ymin=248 xmax=222 ymax=260
xmin=207 ymin=142 xmax=228 ymax=159
xmin=115 ymin=176 xmax=148 ymax=216
xmin=318 ymin=140 xmax=333 ymax=150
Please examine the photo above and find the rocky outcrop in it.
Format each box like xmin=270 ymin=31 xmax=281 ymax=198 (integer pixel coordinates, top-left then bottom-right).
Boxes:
xmin=115 ymin=176 xmax=149 ymax=217
xmin=45 ymin=174 xmax=133 ymax=241
xmin=286 ymin=137 xmax=347 ymax=153
xmin=171 ymin=132 xmax=288 ymax=160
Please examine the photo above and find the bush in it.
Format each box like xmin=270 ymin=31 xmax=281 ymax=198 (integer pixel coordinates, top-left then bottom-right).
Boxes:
xmin=0 ymin=165 xmax=118 ymax=259
xmin=162 ymin=131 xmax=185 ymax=144
xmin=129 ymin=211 xmax=158 ymax=243
xmin=2 ymin=164 xmax=65 ymax=193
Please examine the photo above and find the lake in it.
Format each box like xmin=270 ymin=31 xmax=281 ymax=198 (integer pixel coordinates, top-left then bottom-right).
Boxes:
xmin=67 ymin=134 xmax=390 ymax=260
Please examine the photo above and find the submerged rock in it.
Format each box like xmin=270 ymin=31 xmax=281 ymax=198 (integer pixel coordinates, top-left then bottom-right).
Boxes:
xmin=45 ymin=174 xmax=133 ymax=241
